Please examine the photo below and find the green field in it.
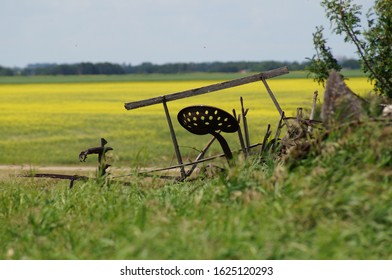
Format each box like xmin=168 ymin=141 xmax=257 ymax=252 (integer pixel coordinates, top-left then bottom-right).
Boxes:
xmin=1 ymin=71 xmax=390 ymax=260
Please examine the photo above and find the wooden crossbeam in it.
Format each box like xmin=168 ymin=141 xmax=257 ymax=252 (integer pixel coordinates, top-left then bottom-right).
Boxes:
xmin=124 ymin=67 xmax=289 ymax=110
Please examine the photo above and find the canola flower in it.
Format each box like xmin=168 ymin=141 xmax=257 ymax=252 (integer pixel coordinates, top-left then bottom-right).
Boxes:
xmin=0 ymin=76 xmax=372 ymax=165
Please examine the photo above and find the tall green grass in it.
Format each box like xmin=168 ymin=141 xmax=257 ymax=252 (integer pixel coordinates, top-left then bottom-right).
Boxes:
xmin=1 ymin=120 xmax=391 ymax=259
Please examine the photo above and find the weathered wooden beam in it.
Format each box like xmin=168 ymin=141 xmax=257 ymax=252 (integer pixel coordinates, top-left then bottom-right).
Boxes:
xmin=308 ymin=90 xmax=318 ymax=132
xmin=124 ymin=67 xmax=289 ymax=110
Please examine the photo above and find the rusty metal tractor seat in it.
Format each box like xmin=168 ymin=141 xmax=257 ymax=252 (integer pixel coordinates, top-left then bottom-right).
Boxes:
xmin=177 ymin=105 xmax=239 ymax=160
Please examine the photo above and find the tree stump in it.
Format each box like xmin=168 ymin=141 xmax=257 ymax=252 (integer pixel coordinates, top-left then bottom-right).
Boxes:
xmin=321 ymin=70 xmax=363 ymax=126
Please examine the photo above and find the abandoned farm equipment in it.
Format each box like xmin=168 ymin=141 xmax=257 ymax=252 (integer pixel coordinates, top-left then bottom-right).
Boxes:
xmin=26 ymin=138 xmax=113 ymax=188
xmin=123 ymin=66 xmax=290 ymax=180
xmin=25 ymin=66 xmax=318 ymax=187
xmin=177 ymin=105 xmax=239 ymax=162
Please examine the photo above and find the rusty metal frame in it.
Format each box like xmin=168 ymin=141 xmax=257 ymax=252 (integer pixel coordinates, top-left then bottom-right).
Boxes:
xmin=124 ymin=67 xmax=290 ymax=180
xmin=23 ymin=67 xmax=290 ymax=186
xmin=26 ymin=138 xmax=113 ymax=188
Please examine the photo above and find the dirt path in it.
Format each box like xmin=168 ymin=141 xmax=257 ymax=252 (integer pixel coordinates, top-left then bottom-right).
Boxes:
xmin=0 ymin=164 xmax=191 ymax=181
xmin=0 ymin=165 xmax=112 ymax=180
xmin=0 ymin=164 xmax=96 ymax=172
xmin=0 ymin=164 xmax=173 ymax=177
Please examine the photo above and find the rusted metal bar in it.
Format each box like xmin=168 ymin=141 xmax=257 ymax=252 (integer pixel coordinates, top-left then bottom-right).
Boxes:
xmin=185 ymin=135 xmax=217 ymax=177
xmin=233 ymin=109 xmax=246 ymax=156
xmin=79 ymin=138 xmax=113 ymax=177
xmin=240 ymin=97 xmax=250 ymax=155
xmin=130 ymin=142 xmax=262 ymax=175
xmin=162 ymin=98 xmax=186 ymax=179
xmin=259 ymin=124 xmax=272 ymax=156
xmin=124 ymin=67 xmax=289 ymax=110
xmin=260 ymin=78 xmax=289 ymax=127
xmin=270 ymin=111 xmax=285 ymax=152
xmin=27 ymin=174 xmax=88 ymax=188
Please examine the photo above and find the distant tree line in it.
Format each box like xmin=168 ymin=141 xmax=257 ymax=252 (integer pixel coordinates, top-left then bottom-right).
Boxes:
xmin=0 ymin=59 xmax=360 ymax=76
xmin=0 ymin=66 xmax=15 ymax=76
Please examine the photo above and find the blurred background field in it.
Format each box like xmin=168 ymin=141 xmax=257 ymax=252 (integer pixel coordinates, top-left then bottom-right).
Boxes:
xmin=0 ymin=71 xmax=372 ymax=168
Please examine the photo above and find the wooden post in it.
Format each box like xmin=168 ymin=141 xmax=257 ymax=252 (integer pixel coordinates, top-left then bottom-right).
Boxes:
xmin=162 ymin=98 xmax=186 ymax=179
xmin=296 ymin=107 xmax=303 ymax=122
xmin=308 ymin=90 xmax=318 ymax=132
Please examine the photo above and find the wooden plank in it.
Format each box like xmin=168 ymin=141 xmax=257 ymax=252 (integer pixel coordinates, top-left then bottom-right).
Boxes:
xmin=124 ymin=66 xmax=289 ymax=110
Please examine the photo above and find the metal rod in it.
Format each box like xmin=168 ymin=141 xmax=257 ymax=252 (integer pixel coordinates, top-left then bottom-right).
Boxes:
xmin=233 ymin=109 xmax=246 ymax=157
xmin=259 ymin=124 xmax=272 ymax=156
xmin=185 ymin=135 xmax=217 ymax=177
xmin=270 ymin=111 xmax=285 ymax=152
xmin=260 ymin=78 xmax=289 ymax=127
xmin=240 ymin=97 xmax=250 ymax=155
xmin=162 ymin=98 xmax=186 ymax=179
xmin=128 ymin=143 xmax=262 ymax=175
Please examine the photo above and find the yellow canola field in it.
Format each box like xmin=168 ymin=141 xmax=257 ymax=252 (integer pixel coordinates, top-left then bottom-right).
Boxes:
xmin=0 ymin=77 xmax=372 ymax=166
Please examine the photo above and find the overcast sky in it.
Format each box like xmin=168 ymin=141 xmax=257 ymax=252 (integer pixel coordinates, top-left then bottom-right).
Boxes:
xmin=1 ymin=0 xmax=374 ymax=68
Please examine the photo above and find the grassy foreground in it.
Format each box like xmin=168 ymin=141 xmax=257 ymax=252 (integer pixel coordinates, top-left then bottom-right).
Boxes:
xmin=1 ymin=72 xmax=390 ymax=259
xmin=1 ymin=120 xmax=391 ymax=259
